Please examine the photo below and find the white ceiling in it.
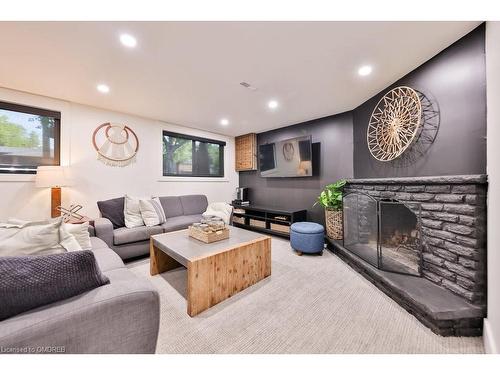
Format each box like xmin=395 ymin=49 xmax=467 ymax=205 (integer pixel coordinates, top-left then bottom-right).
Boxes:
xmin=0 ymin=21 xmax=481 ymax=136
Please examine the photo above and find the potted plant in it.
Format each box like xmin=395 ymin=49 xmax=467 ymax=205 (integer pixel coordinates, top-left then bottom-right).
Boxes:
xmin=314 ymin=179 xmax=347 ymax=240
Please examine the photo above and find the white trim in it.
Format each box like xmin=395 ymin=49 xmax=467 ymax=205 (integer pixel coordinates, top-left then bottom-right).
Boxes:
xmin=483 ymin=319 xmax=499 ymax=354
xmin=0 ymin=174 xmax=36 ymax=182
xmin=158 ymin=177 xmax=229 ymax=183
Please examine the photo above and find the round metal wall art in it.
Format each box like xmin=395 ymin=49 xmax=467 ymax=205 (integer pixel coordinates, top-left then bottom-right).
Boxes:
xmin=367 ymin=86 xmax=422 ymax=162
xmin=92 ymin=123 xmax=139 ymax=167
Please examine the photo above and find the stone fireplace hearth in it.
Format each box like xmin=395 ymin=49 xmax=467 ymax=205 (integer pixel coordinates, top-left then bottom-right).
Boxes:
xmin=328 ymin=174 xmax=487 ymax=336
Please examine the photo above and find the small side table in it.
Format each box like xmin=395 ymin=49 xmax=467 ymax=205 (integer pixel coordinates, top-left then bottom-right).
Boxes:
xmin=65 ymin=216 xmax=94 ymax=227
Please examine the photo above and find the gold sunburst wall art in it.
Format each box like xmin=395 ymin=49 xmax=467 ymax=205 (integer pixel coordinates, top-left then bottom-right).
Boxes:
xmin=367 ymin=86 xmax=422 ymax=162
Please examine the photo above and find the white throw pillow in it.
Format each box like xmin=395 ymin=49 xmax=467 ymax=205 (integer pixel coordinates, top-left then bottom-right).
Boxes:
xmin=139 ymin=197 xmax=166 ymax=226
xmin=0 ymin=217 xmax=75 ymax=256
xmin=63 ymin=222 xmax=92 ymax=250
xmin=124 ymin=194 xmax=148 ymax=228
xmin=59 ymin=224 xmax=82 ymax=251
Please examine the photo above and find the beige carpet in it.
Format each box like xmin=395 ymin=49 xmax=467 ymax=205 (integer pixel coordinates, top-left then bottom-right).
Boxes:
xmin=127 ymin=236 xmax=484 ymax=354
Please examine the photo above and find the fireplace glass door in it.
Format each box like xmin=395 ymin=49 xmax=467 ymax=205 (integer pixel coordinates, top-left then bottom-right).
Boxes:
xmin=343 ymin=193 xmax=422 ymax=276
xmin=343 ymin=193 xmax=379 ymax=268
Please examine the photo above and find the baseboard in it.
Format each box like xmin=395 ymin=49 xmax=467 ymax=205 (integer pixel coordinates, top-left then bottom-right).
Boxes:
xmin=483 ymin=318 xmax=499 ymax=354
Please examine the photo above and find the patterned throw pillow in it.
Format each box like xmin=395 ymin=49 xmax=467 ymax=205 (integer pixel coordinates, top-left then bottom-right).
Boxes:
xmin=139 ymin=197 xmax=167 ymax=226
xmin=0 ymin=251 xmax=109 ymax=321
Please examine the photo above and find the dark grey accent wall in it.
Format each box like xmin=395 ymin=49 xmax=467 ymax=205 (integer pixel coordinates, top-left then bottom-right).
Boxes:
xmin=353 ymin=24 xmax=487 ymax=178
xmin=239 ymin=111 xmax=354 ymax=224
xmin=239 ymin=24 xmax=486 ymax=224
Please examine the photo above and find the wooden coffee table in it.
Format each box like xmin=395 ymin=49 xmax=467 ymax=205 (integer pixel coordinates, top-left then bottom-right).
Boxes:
xmin=150 ymin=226 xmax=271 ymax=316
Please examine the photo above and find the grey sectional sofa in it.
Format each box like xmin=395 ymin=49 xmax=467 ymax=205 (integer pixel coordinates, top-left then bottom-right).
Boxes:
xmin=95 ymin=194 xmax=208 ymax=260
xmin=0 ymin=236 xmax=160 ymax=354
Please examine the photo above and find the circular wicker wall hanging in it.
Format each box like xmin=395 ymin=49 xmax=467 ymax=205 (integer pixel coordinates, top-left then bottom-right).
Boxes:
xmin=92 ymin=123 xmax=139 ymax=167
xmin=367 ymin=86 xmax=422 ymax=162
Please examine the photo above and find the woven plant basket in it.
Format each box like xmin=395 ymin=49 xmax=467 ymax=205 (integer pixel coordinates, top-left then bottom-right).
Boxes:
xmin=325 ymin=208 xmax=343 ymax=240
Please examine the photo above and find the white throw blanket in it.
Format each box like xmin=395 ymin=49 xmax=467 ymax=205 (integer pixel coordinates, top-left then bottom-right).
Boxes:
xmin=203 ymin=202 xmax=233 ymax=224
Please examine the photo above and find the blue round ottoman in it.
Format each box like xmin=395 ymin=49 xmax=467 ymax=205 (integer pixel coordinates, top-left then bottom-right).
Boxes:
xmin=290 ymin=222 xmax=325 ymax=255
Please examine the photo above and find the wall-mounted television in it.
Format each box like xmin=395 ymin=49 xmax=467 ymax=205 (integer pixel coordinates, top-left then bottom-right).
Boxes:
xmin=259 ymin=135 xmax=313 ymax=177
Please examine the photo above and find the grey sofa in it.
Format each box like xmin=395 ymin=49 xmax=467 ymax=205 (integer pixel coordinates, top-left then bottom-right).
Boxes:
xmin=95 ymin=194 xmax=208 ymax=260
xmin=0 ymin=236 xmax=160 ymax=354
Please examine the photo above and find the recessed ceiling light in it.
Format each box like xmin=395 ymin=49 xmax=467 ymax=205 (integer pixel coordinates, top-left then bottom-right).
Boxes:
xmin=358 ymin=65 xmax=373 ymax=77
xmin=120 ymin=33 xmax=137 ymax=48
xmin=220 ymin=118 xmax=229 ymax=126
xmin=97 ymin=84 xmax=110 ymax=94
xmin=268 ymin=100 xmax=279 ymax=109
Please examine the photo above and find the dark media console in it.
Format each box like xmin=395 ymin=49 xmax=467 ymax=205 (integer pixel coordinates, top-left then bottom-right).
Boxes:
xmin=231 ymin=204 xmax=307 ymax=238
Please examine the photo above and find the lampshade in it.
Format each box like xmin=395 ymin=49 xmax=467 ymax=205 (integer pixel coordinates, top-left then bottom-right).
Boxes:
xmin=35 ymin=166 xmax=70 ymax=188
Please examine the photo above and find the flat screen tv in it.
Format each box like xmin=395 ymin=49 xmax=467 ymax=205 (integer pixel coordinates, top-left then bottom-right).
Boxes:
xmin=259 ymin=135 xmax=313 ymax=177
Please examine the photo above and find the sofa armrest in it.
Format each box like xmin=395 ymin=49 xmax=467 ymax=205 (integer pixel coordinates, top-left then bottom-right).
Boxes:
xmin=94 ymin=217 xmax=114 ymax=247
xmin=0 ymin=269 xmax=160 ymax=353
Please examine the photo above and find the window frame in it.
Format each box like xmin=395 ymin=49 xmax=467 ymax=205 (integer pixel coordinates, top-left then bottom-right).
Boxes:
xmin=162 ymin=130 xmax=226 ymax=178
xmin=0 ymin=101 xmax=61 ymax=174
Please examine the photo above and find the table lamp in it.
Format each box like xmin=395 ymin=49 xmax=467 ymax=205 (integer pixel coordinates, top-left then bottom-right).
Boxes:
xmin=35 ymin=166 xmax=70 ymax=218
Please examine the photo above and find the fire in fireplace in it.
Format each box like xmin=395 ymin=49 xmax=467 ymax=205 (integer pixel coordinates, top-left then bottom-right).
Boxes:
xmin=343 ymin=193 xmax=422 ymax=276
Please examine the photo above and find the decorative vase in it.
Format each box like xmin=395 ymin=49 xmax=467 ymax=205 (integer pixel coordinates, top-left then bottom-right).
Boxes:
xmin=325 ymin=208 xmax=343 ymax=240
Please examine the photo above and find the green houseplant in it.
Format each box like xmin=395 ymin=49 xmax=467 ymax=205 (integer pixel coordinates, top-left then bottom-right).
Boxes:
xmin=314 ymin=179 xmax=347 ymax=239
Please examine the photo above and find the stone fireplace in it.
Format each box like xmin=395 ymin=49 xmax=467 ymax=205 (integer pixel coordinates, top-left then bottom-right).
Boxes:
xmin=328 ymin=174 xmax=487 ymax=336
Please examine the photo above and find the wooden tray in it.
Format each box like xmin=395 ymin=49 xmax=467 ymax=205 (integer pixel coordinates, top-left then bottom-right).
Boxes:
xmin=189 ymin=226 xmax=230 ymax=243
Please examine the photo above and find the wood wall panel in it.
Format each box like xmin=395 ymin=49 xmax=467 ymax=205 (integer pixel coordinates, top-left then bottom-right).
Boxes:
xmin=235 ymin=133 xmax=257 ymax=171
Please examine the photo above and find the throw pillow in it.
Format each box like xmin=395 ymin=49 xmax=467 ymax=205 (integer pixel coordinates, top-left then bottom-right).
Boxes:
xmin=124 ymin=194 xmax=148 ymax=228
xmin=7 ymin=218 xmax=82 ymax=252
xmin=0 ymin=250 xmax=110 ymax=321
xmin=139 ymin=197 xmax=167 ymax=226
xmin=97 ymin=197 xmax=125 ymax=229
xmin=0 ymin=218 xmax=74 ymax=256
xmin=6 ymin=217 xmax=82 ymax=252
xmin=59 ymin=223 xmax=82 ymax=252
xmin=63 ymin=222 xmax=92 ymax=250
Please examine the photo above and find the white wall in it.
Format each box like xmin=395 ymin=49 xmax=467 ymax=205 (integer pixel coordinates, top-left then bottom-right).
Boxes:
xmin=484 ymin=21 xmax=500 ymax=354
xmin=0 ymin=87 xmax=238 ymax=220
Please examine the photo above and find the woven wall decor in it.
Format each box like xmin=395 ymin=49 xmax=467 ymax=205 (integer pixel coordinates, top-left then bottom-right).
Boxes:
xmin=92 ymin=123 xmax=139 ymax=167
xmin=367 ymin=86 xmax=422 ymax=162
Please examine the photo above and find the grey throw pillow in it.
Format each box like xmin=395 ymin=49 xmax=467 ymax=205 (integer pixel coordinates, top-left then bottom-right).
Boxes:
xmin=0 ymin=251 xmax=110 ymax=321
xmin=97 ymin=197 xmax=125 ymax=229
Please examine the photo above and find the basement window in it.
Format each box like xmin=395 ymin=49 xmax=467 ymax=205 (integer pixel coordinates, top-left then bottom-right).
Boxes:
xmin=0 ymin=101 xmax=61 ymax=174
xmin=162 ymin=131 xmax=225 ymax=177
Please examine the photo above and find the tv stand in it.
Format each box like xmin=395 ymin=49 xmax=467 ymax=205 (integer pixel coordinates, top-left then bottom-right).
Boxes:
xmin=231 ymin=204 xmax=307 ymax=238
